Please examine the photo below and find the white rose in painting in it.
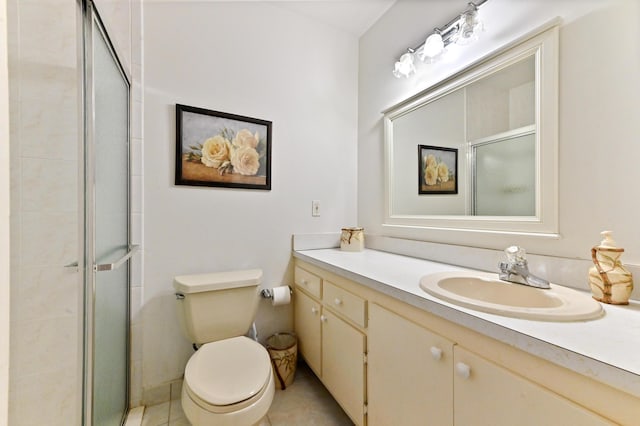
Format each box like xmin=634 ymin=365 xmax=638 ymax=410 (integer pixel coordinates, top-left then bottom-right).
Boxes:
xmin=425 ymin=165 xmax=438 ymax=186
xmin=425 ymin=154 xmax=437 ymax=168
xmin=232 ymin=129 xmax=259 ymax=149
xmin=201 ymin=135 xmax=232 ymax=168
xmin=437 ymin=162 xmax=449 ymax=182
xmin=231 ymin=146 xmax=261 ymax=176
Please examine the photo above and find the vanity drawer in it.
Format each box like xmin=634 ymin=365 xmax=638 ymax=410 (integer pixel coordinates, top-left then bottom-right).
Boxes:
xmin=294 ymin=266 xmax=322 ymax=298
xmin=323 ymin=281 xmax=367 ymax=328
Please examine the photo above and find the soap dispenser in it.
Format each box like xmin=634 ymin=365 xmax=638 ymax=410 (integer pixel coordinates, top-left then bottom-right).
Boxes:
xmin=588 ymin=231 xmax=634 ymax=305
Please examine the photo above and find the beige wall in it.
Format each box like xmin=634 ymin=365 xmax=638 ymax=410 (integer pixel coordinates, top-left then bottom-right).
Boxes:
xmin=358 ymin=0 xmax=640 ymax=263
xmin=142 ymin=1 xmax=358 ymax=394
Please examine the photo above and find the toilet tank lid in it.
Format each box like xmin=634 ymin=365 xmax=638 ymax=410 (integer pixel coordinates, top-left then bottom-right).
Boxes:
xmin=173 ymin=269 xmax=263 ymax=294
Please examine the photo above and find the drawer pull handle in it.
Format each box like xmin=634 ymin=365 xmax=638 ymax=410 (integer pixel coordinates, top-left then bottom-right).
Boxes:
xmin=456 ymin=362 xmax=471 ymax=380
xmin=320 ymin=315 xmax=328 ymax=323
xmin=311 ymin=307 xmax=318 ymax=314
xmin=430 ymin=346 xmax=443 ymax=361
xmin=301 ymin=279 xmax=308 ymax=285
xmin=334 ymin=298 xmax=343 ymax=306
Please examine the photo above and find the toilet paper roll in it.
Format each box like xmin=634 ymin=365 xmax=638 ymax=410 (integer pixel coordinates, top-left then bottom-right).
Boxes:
xmin=271 ymin=285 xmax=291 ymax=306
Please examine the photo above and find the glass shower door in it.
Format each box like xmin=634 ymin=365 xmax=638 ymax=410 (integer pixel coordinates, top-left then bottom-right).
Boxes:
xmin=84 ymin=3 xmax=132 ymax=425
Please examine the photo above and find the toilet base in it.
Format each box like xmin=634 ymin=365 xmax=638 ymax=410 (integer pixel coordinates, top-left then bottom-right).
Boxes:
xmin=181 ymin=369 xmax=275 ymax=426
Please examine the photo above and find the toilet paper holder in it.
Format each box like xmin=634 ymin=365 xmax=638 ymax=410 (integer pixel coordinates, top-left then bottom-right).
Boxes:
xmin=260 ymin=286 xmax=293 ymax=300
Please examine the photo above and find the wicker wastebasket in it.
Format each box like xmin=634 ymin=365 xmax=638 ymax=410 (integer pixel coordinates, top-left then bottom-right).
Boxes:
xmin=266 ymin=333 xmax=298 ymax=390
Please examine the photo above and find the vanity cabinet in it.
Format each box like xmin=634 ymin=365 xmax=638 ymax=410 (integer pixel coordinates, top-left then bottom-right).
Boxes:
xmin=368 ymin=303 xmax=611 ymax=426
xmin=293 ymin=259 xmax=639 ymax=425
xmin=368 ymin=303 xmax=454 ymax=425
xmin=453 ymin=346 xmax=612 ymax=426
xmin=321 ymin=309 xmax=366 ymax=424
xmin=293 ymin=288 xmax=321 ymax=375
xmin=293 ymin=266 xmax=367 ymax=426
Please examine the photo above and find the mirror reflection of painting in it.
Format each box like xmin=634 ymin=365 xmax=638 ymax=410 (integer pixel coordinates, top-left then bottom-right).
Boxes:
xmin=419 ymin=145 xmax=458 ymax=195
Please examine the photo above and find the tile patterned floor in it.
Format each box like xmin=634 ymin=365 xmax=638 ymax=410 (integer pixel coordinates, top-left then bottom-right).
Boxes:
xmin=140 ymin=361 xmax=353 ymax=426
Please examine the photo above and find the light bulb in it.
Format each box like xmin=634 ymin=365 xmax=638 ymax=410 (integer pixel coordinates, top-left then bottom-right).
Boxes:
xmin=456 ymin=9 xmax=483 ymax=45
xmin=392 ymin=51 xmax=416 ymax=78
xmin=421 ymin=33 xmax=444 ymax=61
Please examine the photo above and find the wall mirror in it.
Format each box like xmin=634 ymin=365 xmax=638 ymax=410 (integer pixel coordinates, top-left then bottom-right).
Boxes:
xmin=384 ymin=25 xmax=559 ymax=235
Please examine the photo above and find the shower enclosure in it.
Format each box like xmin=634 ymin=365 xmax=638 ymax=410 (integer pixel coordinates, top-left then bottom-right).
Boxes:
xmin=81 ymin=2 xmax=132 ymax=425
xmin=8 ymin=0 xmax=134 ymax=424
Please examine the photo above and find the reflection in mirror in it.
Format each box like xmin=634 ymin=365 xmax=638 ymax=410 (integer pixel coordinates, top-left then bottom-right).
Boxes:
xmin=384 ymin=24 xmax=558 ymax=235
xmin=390 ymin=55 xmax=535 ymax=217
xmin=472 ymin=129 xmax=535 ymax=216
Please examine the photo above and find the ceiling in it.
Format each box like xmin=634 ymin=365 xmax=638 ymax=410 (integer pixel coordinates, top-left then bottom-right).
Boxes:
xmin=144 ymin=0 xmax=398 ymax=37
xmin=266 ymin=1 xmax=398 ymax=37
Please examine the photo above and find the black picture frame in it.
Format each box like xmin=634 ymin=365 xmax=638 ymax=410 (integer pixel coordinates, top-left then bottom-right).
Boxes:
xmin=175 ymin=104 xmax=272 ymax=190
xmin=418 ymin=145 xmax=458 ymax=195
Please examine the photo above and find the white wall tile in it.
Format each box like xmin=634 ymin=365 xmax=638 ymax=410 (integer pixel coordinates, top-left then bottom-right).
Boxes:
xmin=129 ymin=359 xmax=143 ymax=408
xmin=131 ymin=138 xmax=143 ymax=176
xmin=19 ymin=89 xmax=78 ymax=161
xmin=14 ymin=266 xmax=79 ymax=323
xmin=131 ymin=174 xmax=142 ymax=213
xmin=131 ymin=100 xmax=142 ymax=139
xmin=21 ymin=158 xmax=77 ymax=212
xmin=11 ymin=316 xmax=78 ymax=378
xmin=20 ymin=212 xmax=78 ymax=267
xmin=131 ymin=212 xmax=142 ymax=245
xmin=131 ymin=0 xmax=142 ymax=66
xmin=10 ymin=367 xmax=79 ymax=426
xmin=131 ymin=287 xmax=142 ymax=326
xmin=131 ymin=248 xmax=143 ymax=288
xmin=18 ymin=1 xmax=77 ymax=68
xmin=132 ymin=80 xmax=143 ymax=104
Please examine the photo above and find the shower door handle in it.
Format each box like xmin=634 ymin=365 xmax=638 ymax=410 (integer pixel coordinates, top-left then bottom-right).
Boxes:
xmin=94 ymin=245 xmax=140 ymax=272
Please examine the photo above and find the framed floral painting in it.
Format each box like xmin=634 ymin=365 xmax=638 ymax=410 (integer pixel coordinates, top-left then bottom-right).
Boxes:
xmin=175 ymin=104 xmax=272 ymax=190
xmin=418 ymin=145 xmax=457 ymax=194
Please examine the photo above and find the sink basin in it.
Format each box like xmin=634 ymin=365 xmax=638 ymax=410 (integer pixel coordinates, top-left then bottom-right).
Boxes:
xmin=420 ymin=271 xmax=603 ymax=321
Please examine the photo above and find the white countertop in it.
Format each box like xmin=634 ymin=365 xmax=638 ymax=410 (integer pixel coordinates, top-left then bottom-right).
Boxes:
xmin=293 ymin=248 xmax=640 ymax=398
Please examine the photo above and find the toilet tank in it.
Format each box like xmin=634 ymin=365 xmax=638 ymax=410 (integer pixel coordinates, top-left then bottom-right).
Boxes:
xmin=173 ymin=269 xmax=262 ymax=345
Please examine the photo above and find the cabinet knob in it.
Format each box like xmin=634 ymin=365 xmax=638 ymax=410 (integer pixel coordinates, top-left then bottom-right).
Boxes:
xmin=301 ymin=279 xmax=308 ymax=285
xmin=430 ymin=346 xmax=443 ymax=361
xmin=456 ymin=362 xmax=471 ymax=380
xmin=320 ymin=315 xmax=328 ymax=323
xmin=334 ymin=298 xmax=343 ymax=306
xmin=311 ymin=307 xmax=318 ymax=314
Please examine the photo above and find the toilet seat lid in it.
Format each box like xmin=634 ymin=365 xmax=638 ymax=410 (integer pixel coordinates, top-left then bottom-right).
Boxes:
xmin=184 ymin=336 xmax=271 ymax=406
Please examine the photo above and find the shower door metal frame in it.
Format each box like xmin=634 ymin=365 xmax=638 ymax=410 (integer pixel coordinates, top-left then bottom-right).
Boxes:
xmin=80 ymin=1 xmax=132 ymax=424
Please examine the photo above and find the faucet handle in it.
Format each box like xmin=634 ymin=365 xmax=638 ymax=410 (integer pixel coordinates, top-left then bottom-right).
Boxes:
xmin=505 ymin=246 xmax=527 ymax=265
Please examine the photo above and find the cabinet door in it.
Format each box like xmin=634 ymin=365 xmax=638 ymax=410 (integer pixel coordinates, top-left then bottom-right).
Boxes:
xmin=293 ymin=289 xmax=322 ymax=376
xmin=368 ymin=303 xmax=454 ymax=426
xmin=453 ymin=346 xmax=614 ymax=426
xmin=322 ymin=309 xmax=366 ymax=426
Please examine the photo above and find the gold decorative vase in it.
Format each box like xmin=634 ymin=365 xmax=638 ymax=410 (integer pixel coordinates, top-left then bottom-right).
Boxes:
xmin=588 ymin=231 xmax=633 ymax=305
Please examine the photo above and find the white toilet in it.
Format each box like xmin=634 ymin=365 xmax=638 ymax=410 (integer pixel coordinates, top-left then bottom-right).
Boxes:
xmin=173 ymin=269 xmax=275 ymax=426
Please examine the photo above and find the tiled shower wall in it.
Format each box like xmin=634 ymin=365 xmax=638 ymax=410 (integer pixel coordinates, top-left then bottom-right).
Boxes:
xmin=7 ymin=0 xmax=143 ymax=423
xmin=8 ymin=0 xmax=82 ymax=423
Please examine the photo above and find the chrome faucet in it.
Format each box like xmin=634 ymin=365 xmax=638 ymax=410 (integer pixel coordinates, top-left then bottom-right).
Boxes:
xmin=498 ymin=246 xmax=550 ymax=289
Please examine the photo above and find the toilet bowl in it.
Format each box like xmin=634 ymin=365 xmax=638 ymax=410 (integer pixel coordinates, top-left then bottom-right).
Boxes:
xmin=181 ymin=336 xmax=274 ymax=425
xmin=173 ymin=270 xmax=275 ymax=425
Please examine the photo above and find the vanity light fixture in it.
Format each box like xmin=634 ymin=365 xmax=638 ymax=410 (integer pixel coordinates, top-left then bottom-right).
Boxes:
xmin=393 ymin=0 xmax=488 ymax=78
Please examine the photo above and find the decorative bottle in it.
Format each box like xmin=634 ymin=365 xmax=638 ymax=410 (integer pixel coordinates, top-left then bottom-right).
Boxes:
xmin=588 ymin=231 xmax=633 ymax=305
